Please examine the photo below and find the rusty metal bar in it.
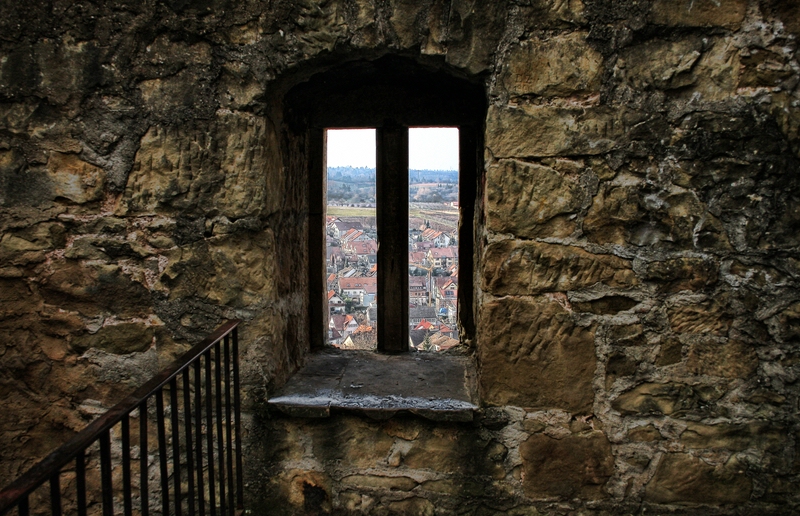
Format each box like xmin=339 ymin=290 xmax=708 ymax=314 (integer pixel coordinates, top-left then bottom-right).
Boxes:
xmin=0 ymin=320 xmax=241 ymax=516
xmin=139 ymin=401 xmax=149 ymax=516
xmin=183 ymin=369 xmax=196 ymax=516
xmin=232 ymin=327 xmax=244 ymax=510
xmin=156 ymin=391 xmax=170 ymax=516
xmin=17 ymin=497 xmax=28 ymax=516
xmin=204 ymin=351 xmax=217 ymax=516
xmin=48 ymin=473 xmax=60 ymax=516
xmin=100 ymin=431 xmax=113 ymax=516
xmin=224 ymin=336 xmax=235 ymax=513
xmin=76 ymin=450 xmax=86 ymax=516
xmin=170 ymin=378 xmax=183 ymax=516
xmin=194 ymin=361 xmax=206 ymax=516
xmin=122 ymin=415 xmax=132 ymax=516
xmin=214 ymin=343 xmax=227 ymax=516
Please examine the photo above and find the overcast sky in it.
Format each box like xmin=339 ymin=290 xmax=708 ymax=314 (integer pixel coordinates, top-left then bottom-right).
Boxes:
xmin=326 ymin=128 xmax=459 ymax=170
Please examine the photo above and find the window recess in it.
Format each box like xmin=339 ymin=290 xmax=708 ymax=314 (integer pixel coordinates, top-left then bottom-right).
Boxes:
xmin=272 ymin=55 xmax=485 ymax=418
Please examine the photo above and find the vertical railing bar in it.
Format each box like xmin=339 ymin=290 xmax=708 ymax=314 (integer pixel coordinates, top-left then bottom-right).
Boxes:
xmin=156 ymin=391 xmax=170 ymax=516
xmin=214 ymin=343 xmax=227 ymax=516
xmin=76 ymin=450 xmax=87 ymax=516
xmin=75 ymin=450 xmax=86 ymax=516
xmin=122 ymin=416 xmax=133 ymax=516
xmin=232 ymin=327 xmax=244 ymax=510
xmin=48 ymin=473 xmax=61 ymax=516
xmin=17 ymin=497 xmax=29 ymax=516
xmin=204 ymin=352 xmax=217 ymax=516
xmin=170 ymin=378 xmax=183 ymax=516
xmin=139 ymin=400 xmax=149 ymax=516
xmin=224 ymin=336 xmax=234 ymax=513
xmin=100 ymin=431 xmax=113 ymax=516
xmin=194 ymin=361 xmax=206 ymax=516
xmin=182 ymin=370 xmax=196 ymax=516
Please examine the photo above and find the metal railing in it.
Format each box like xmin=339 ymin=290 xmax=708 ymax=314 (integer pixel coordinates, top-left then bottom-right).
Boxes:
xmin=0 ymin=320 xmax=244 ymax=516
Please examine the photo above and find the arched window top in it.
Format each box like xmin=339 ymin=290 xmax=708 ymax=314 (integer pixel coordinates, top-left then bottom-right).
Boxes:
xmin=284 ymin=54 xmax=486 ymax=129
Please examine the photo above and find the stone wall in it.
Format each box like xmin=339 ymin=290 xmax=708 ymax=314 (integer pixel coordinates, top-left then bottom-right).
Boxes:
xmin=1 ymin=0 xmax=799 ymax=514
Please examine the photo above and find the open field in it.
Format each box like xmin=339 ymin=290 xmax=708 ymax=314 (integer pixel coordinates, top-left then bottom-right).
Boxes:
xmin=327 ymin=204 xmax=458 ymax=231
xmin=326 ymin=206 xmax=376 ymax=217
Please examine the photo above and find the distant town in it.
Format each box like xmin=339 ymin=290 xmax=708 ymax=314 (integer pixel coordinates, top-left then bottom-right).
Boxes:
xmin=326 ymin=167 xmax=459 ymax=351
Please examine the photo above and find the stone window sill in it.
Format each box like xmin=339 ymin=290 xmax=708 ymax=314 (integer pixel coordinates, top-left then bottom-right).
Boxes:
xmin=267 ymin=349 xmax=478 ymax=422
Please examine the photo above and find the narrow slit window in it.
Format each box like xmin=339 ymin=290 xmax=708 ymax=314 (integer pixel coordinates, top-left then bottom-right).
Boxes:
xmin=408 ymin=128 xmax=459 ymax=352
xmin=325 ymin=129 xmax=378 ymax=350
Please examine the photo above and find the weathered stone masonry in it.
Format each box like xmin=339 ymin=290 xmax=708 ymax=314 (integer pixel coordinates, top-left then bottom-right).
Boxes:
xmin=1 ymin=0 xmax=800 ymax=514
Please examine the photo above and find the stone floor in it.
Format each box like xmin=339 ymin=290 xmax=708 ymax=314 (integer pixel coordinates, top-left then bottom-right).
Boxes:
xmin=267 ymin=349 xmax=478 ymax=421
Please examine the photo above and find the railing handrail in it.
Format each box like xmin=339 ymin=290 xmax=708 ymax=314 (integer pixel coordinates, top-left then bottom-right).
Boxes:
xmin=0 ymin=319 xmax=242 ymax=514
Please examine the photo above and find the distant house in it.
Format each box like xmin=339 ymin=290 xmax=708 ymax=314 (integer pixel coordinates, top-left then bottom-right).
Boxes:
xmin=329 ymin=314 xmax=359 ymax=338
xmin=427 ymin=247 xmax=458 ymax=269
xmin=327 ymin=290 xmax=345 ymax=313
xmin=408 ymin=275 xmax=429 ymax=305
xmin=413 ymin=241 xmax=435 ymax=252
xmin=409 ymin=328 xmax=431 ymax=351
xmin=341 ymin=325 xmax=377 ymax=350
xmin=438 ymin=323 xmax=458 ymax=340
xmin=328 ymin=327 xmax=344 ymax=346
xmin=414 ymin=319 xmax=436 ymax=331
xmin=421 ymin=228 xmax=451 ymax=247
xmin=338 ymin=276 xmax=378 ymax=303
xmin=341 ymin=228 xmax=372 ymax=245
xmin=331 ymin=220 xmax=364 ymax=239
xmin=409 ymin=305 xmax=437 ymax=327
xmin=409 ymin=251 xmax=427 ymax=267
xmin=436 ymin=278 xmax=458 ymax=305
xmin=427 ymin=332 xmax=459 ymax=352
xmin=347 ymin=240 xmax=378 ymax=265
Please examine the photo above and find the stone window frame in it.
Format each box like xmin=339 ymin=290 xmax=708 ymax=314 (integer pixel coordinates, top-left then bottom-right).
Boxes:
xmin=284 ymin=55 xmax=486 ymax=355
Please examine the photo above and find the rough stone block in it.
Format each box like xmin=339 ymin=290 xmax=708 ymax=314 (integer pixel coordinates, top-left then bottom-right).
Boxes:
xmin=340 ymin=474 xmax=417 ymax=491
xmin=641 ymin=257 xmax=719 ymax=292
xmin=681 ymin=422 xmax=786 ymax=451
xmin=46 ymin=153 xmax=105 ymax=204
xmin=503 ymin=32 xmax=602 ymax=97
xmin=645 ymin=453 xmax=751 ymax=504
xmin=668 ymin=298 xmax=732 ymax=336
xmin=520 ymin=431 xmax=614 ymax=499
xmin=686 ymin=338 xmax=757 ymax=378
xmin=649 ymin=0 xmax=747 ymax=29
xmin=42 ymin=261 xmax=152 ymax=317
xmin=309 ymin=416 xmax=395 ymax=469
xmin=71 ymin=323 xmax=157 ymax=354
xmin=482 ymin=240 xmax=637 ymax=296
xmin=613 ymin=382 xmax=726 ymax=417
xmin=478 ymin=296 xmax=596 ymax=412
xmin=401 ymin=425 xmax=475 ymax=473
xmin=583 ymin=180 xmax=642 ymax=245
xmin=486 ymin=159 xmax=592 ymax=238
xmin=627 ymin=424 xmax=662 ymax=442
xmin=518 ymin=0 xmax=586 ymax=29
xmin=573 ymin=297 xmax=639 ymax=315
xmin=486 ymin=105 xmax=624 ymax=158
xmin=620 ymin=38 xmax=702 ymax=91
xmin=119 ymin=111 xmax=277 ymax=218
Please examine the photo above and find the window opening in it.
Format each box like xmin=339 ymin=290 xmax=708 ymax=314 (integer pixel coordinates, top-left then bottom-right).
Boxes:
xmin=325 ymin=129 xmax=377 ymax=350
xmin=408 ymin=127 xmax=459 ymax=352
xmin=324 ymin=127 xmax=460 ymax=353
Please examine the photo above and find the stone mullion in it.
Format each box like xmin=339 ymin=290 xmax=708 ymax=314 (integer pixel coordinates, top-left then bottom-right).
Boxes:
xmin=376 ymin=122 xmax=409 ymax=353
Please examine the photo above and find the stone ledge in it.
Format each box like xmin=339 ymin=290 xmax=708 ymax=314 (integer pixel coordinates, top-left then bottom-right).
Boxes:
xmin=267 ymin=349 xmax=479 ymax=422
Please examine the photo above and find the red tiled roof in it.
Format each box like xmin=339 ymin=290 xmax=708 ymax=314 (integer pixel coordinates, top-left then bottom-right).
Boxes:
xmin=414 ymin=319 xmax=434 ymax=330
xmin=429 ymin=247 xmax=457 ymax=259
